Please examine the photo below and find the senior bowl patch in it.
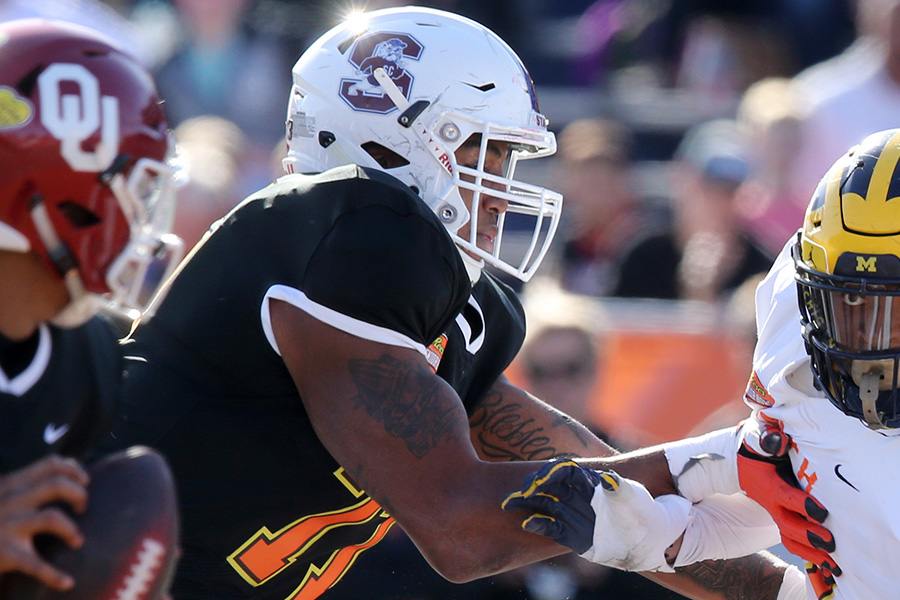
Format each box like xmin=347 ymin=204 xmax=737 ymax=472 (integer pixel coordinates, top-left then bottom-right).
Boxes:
xmin=744 ymin=371 xmax=775 ymax=408
xmin=425 ymin=333 xmax=447 ymax=373
xmin=0 ymin=87 xmax=33 ymax=130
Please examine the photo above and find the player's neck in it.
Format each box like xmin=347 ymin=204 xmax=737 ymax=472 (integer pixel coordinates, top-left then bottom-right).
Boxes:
xmin=0 ymin=250 xmax=67 ymax=340
xmin=0 ymin=324 xmax=41 ymax=378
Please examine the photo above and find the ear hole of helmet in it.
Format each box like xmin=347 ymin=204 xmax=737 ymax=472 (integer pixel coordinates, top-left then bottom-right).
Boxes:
xmin=361 ymin=141 xmax=410 ymax=169
xmin=57 ymin=201 xmax=101 ymax=228
xmin=318 ymin=131 xmax=336 ymax=148
xmin=16 ymin=65 xmax=42 ymax=96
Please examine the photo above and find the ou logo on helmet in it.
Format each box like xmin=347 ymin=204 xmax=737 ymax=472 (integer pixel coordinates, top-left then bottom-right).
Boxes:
xmin=38 ymin=63 xmax=120 ymax=172
xmin=339 ymin=32 xmax=424 ymax=114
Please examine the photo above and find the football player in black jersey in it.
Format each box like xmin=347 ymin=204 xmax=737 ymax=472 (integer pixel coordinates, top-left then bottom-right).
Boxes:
xmin=0 ymin=19 xmax=182 ymax=591
xmin=102 ymin=7 xmax=806 ymax=600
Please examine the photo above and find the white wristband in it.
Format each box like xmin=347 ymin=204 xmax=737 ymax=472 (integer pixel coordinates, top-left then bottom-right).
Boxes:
xmin=674 ymin=493 xmax=780 ymax=567
xmin=777 ymin=565 xmax=808 ymax=600
xmin=663 ymin=426 xmax=743 ymax=502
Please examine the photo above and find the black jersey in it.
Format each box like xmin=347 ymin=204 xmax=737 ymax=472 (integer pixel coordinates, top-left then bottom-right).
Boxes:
xmin=102 ymin=166 xmax=526 ymax=600
xmin=0 ymin=316 xmax=121 ymax=473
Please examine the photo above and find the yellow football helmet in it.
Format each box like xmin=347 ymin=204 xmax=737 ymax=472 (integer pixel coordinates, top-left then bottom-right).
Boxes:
xmin=795 ymin=129 xmax=900 ymax=429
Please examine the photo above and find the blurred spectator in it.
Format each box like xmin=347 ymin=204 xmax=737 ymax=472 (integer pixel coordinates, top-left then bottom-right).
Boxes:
xmin=780 ymin=0 xmax=855 ymax=70
xmin=732 ymin=77 xmax=809 ymax=258
xmin=517 ymin=282 xmax=607 ymax=432
xmin=171 ymin=116 xmax=248 ymax=249
xmin=567 ymin=0 xmax=665 ymax=88
xmin=236 ymin=0 xmax=528 ymax=70
xmin=673 ymin=11 xmax=796 ymax=99
xmin=790 ymin=0 xmax=900 ymax=197
xmin=552 ymin=117 xmax=668 ymax=297
xmin=152 ymin=0 xmax=291 ymax=195
xmin=510 ymin=0 xmax=596 ymax=86
xmin=613 ymin=119 xmax=771 ymax=301
xmin=522 ymin=0 xmax=812 ymax=89
xmin=687 ymin=273 xmax=761 ymax=436
xmin=657 ymin=1 xmax=852 ymax=90
xmin=0 ymin=0 xmax=150 ymax=62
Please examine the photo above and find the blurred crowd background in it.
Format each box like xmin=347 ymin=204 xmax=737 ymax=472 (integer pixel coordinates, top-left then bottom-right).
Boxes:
xmin=6 ymin=0 xmax=895 ymax=597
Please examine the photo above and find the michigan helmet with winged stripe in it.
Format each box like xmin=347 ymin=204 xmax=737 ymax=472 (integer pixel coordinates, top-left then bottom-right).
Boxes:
xmin=283 ymin=6 xmax=562 ymax=282
xmin=795 ymin=129 xmax=900 ymax=429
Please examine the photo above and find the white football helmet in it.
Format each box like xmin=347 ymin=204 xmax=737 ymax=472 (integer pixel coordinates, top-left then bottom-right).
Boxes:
xmin=283 ymin=6 xmax=562 ymax=282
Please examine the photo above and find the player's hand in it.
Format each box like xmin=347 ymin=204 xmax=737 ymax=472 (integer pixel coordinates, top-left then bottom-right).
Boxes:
xmin=737 ymin=420 xmax=840 ymax=576
xmin=806 ymin=562 xmax=837 ymax=599
xmin=502 ymin=459 xmax=599 ymax=554
xmin=502 ymin=459 xmax=691 ymax=572
xmin=0 ymin=456 xmax=89 ymax=590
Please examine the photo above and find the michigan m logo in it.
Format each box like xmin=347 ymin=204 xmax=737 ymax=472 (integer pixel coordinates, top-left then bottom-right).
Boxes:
xmin=856 ymin=256 xmax=877 ymax=272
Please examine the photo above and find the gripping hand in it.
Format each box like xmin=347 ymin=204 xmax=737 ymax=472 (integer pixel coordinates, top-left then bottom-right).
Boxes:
xmin=737 ymin=420 xmax=840 ymax=575
xmin=0 ymin=456 xmax=88 ymax=591
xmin=502 ymin=459 xmax=691 ymax=572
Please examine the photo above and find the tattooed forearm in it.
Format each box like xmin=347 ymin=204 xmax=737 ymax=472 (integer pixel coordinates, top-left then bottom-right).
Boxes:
xmin=676 ymin=556 xmax=785 ymax=600
xmin=553 ymin=412 xmax=594 ymax=448
xmin=349 ymin=354 xmax=458 ymax=458
xmin=469 ymin=388 xmax=590 ymax=461
xmin=475 ymin=438 xmax=576 ymax=461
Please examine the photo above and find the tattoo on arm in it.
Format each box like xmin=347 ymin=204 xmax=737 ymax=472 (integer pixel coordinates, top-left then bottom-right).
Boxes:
xmin=468 ymin=387 xmax=591 ymax=461
xmin=349 ymin=355 xmax=458 ymax=459
xmin=677 ymin=557 xmax=784 ymax=600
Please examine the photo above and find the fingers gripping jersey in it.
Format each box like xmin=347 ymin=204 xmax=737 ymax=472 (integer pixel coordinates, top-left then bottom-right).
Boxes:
xmin=103 ymin=166 xmax=525 ymax=599
xmin=746 ymin=240 xmax=900 ymax=599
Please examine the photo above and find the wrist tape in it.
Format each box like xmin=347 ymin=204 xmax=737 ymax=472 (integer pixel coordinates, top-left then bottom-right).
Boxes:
xmin=674 ymin=493 xmax=780 ymax=567
xmin=663 ymin=426 xmax=743 ymax=502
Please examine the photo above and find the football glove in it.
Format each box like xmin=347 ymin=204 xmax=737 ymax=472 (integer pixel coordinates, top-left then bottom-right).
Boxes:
xmin=502 ymin=459 xmax=691 ymax=572
xmin=737 ymin=419 xmax=840 ymax=576
xmin=805 ymin=562 xmax=836 ymax=600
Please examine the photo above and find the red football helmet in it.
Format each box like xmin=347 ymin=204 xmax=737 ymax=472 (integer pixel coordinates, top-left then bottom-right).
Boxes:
xmin=0 ymin=19 xmax=183 ymax=324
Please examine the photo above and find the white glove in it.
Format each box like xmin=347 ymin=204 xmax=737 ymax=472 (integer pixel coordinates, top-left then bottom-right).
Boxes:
xmin=583 ymin=471 xmax=693 ymax=572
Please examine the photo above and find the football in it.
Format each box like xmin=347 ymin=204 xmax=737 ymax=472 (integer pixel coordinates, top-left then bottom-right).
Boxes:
xmin=0 ymin=446 xmax=180 ymax=600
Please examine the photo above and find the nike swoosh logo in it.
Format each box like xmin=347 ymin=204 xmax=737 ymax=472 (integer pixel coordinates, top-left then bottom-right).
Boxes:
xmin=834 ymin=464 xmax=859 ymax=492
xmin=43 ymin=423 xmax=70 ymax=445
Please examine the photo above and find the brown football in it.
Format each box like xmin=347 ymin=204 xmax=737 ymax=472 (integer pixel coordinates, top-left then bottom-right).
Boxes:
xmin=0 ymin=446 xmax=180 ymax=600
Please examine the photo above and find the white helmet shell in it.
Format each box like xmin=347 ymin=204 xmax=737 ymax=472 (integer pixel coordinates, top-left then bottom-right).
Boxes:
xmin=284 ymin=6 xmax=562 ymax=282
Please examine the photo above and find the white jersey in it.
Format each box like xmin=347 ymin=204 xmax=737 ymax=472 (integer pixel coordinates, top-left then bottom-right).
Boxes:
xmin=747 ymin=240 xmax=900 ymax=599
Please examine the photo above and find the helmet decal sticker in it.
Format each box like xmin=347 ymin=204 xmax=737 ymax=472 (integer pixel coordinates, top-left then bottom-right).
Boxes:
xmin=38 ymin=63 xmax=120 ymax=172
xmin=0 ymin=87 xmax=33 ymax=129
xmin=842 ymin=137 xmax=900 ymax=235
xmin=287 ymin=109 xmax=315 ymax=141
xmin=339 ymin=32 xmax=423 ymax=114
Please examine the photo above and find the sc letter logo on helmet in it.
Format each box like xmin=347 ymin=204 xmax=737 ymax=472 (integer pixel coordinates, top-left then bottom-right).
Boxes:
xmin=339 ymin=32 xmax=423 ymax=114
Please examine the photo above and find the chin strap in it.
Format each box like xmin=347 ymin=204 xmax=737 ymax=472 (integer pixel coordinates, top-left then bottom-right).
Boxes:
xmin=30 ymin=195 xmax=77 ymax=276
xmin=458 ymin=248 xmax=483 ymax=284
xmin=858 ymin=370 xmax=885 ymax=428
xmin=29 ymin=195 xmax=99 ymax=328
